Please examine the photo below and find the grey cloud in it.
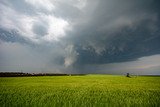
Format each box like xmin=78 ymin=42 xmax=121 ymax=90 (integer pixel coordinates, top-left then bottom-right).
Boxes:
xmin=62 ymin=0 xmax=160 ymax=65
xmin=54 ymin=1 xmax=81 ymax=19
xmin=32 ymin=22 xmax=48 ymax=37
xmin=0 ymin=0 xmax=36 ymax=16
xmin=0 ymin=28 xmax=34 ymax=45
xmin=80 ymin=54 xmax=160 ymax=75
xmin=0 ymin=41 xmax=68 ymax=73
xmin=0 ymin=0 xmax=160 ymax=74
xmin=0 ymin=0 xmax=55 ymax=16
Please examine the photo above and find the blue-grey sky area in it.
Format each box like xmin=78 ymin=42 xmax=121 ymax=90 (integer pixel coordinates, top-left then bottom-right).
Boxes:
xmin=0 ymin=0 xmax=160 ymax=74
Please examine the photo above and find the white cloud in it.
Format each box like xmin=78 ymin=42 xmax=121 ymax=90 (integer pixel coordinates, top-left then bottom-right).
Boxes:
xmin=0 ymin=2 xmax=71 ymax=42
xmin=41 ymin=14 xmax=70 ymax=41
xmin=0 ymin=4 xmax=36 ymax=40
xmin=25 ymin=0 xmax=55 ymax=11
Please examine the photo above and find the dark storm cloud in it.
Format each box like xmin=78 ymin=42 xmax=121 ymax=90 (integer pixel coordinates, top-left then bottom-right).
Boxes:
xmin=63 ymin=0 xmax=160 ymax=65
xmin=0 ymin=0 xmax=160 ymax=74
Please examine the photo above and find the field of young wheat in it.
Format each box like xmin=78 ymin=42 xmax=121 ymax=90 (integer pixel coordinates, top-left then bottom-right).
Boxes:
xmin=0 ymin=75 xmax=160 ymax=107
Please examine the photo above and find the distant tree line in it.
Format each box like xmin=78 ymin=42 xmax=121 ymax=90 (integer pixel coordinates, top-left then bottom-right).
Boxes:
xmin=0 ymin=72 xmax=86 ymax=77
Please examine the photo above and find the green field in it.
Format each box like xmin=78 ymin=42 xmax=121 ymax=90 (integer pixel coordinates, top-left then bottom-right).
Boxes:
xmin=0 ymin=75 xmax=160 ymax=107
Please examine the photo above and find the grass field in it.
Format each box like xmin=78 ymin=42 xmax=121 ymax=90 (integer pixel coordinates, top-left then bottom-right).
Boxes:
xmin=0 ymin=75 xmax=160 ymax=107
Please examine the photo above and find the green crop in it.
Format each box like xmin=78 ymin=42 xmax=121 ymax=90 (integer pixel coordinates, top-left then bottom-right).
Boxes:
xmin=0 ymin=75 xmax=160 ymax=107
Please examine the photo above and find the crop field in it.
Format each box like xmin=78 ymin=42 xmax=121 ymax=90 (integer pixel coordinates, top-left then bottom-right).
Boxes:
xmin=0 ymin=75 xmax=160 ymax=107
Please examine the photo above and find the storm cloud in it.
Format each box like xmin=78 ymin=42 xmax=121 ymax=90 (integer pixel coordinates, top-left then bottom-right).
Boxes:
xmin=0 ymin=0 xmax=160 ymax=74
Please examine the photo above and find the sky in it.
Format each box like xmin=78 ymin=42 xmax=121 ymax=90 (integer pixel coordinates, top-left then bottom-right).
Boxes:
xmin=0 ymin=0 xmax=160 ymax=74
